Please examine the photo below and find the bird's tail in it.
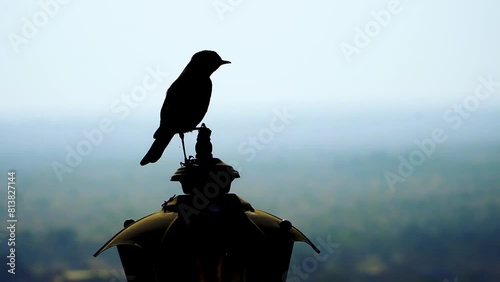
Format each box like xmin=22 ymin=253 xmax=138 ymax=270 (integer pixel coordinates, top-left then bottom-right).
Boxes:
xmin=140 ymin=131 xmax=175 ymax=166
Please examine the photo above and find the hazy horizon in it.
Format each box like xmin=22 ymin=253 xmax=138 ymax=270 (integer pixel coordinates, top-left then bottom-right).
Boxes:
xmin=2 ymin=1 xmax=500 ymax=281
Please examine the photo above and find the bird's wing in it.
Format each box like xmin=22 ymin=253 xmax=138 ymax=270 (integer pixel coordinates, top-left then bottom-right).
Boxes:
xmin=158 ymin=73 xmax=212 ymax=133
xmin=163 ymin=77 xmax=183 ymax=106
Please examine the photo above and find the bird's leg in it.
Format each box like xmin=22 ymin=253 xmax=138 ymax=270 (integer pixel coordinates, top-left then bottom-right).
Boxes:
xmin=179 ymin=132 xmax=188 ymax=164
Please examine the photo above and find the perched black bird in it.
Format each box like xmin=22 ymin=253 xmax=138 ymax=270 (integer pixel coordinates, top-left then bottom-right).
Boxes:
xmin=140 ymin=50 xmax=230 ymax=166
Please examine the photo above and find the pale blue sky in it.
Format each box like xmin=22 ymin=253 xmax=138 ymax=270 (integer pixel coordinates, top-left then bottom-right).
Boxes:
xmin=1 ymin=0 xmax=499 ymax=121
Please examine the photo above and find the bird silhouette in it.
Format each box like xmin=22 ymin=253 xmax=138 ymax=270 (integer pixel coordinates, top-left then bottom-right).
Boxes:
xmin=140 ymin=50 xmax=230 ymax=166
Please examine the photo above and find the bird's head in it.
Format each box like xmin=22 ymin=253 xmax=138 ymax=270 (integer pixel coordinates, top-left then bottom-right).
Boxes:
xmin=189 ymin=50 xmax=231 ymax=75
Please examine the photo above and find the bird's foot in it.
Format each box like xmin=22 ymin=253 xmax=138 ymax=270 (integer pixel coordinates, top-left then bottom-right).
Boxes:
xmin=194 ymin=123 xmax=207 ymax=131
xmin=180 ymin=155 xmax=195 ymax=167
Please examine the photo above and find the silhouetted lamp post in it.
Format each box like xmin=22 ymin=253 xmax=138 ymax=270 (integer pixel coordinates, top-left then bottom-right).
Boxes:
xmin=94 ymin=124 xmax=319 ymax=281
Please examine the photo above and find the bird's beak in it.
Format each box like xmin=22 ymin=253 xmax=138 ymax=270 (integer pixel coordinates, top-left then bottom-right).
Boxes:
xmin=220 ymin=60 xmax=231 ymax=65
